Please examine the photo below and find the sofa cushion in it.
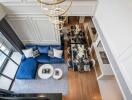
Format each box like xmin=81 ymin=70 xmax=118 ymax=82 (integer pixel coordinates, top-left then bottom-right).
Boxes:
xmin=25 ymin=45 xmax=37 ymax=50
xmin=36 ymin=54 xmax=50 ymax=63
xmin=38 ymin=46 xmax=49 ymax=54
xmin=50 ymin=45 xmax=62 ymax=50
xmin=16 ymin=58 xmax=38 ymax=79
xmin=50 ymin=57 xmax=64 ymax=64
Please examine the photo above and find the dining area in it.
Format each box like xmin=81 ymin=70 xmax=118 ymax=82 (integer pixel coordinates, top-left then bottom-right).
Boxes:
xmin=63 ymin=24 xmax=95 ymax=73
xmin=70 ymin=44 xmax=92 ymax=72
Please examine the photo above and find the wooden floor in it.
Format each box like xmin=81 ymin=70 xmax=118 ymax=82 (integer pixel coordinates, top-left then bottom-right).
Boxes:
xmin=63 ymin=68 xmax=102 ymax=100
xmin=63 ymin=16 xmax=102 ymax=100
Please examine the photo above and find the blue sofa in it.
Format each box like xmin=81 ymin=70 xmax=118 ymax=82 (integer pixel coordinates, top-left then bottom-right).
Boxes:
xmin=16 ymin=45 xmax=64 ymax=79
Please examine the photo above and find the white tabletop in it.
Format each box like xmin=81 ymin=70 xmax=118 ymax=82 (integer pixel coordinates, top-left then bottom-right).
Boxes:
xmin=53 ymin=68 xmax=63 ymax=80
xmin=38 ymin=64 xmax=54 ymax=79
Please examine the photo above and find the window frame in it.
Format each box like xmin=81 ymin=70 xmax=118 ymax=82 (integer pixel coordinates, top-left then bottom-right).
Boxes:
xmin=0 ymin=43 xmax=14 ymax=91
xmin=0 ymin=32 xmax=19 ymax=91
xmin=0 ymin=50 xmax=12 ymax=74
xmin=0 ymin=40 xmax=13 ymax=73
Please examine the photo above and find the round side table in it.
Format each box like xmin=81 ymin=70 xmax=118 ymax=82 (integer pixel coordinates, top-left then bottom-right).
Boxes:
xmin=53 ymin=68 xmax=63 ymax=80
xmin=38 ymin=64 xmax=54 ymax=79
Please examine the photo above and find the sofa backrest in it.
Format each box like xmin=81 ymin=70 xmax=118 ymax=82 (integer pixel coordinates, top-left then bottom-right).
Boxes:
xmin=50 ymin=45 xmax=63 ymax=51
xmin=25 ymin=44 xmax=64 ymax=54
xmin=37 ymin=45 xmax=49 ymax=54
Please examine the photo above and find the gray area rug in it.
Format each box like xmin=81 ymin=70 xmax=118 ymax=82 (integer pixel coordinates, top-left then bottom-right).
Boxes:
xmin=11 ymin=64 xmax=68 ymax=95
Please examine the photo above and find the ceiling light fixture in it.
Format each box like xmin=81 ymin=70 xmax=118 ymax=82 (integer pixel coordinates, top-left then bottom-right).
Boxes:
xmin=37 ymin=0 xmax=72 ymax=17
xmin=37 ymin=0 xmax=72 ymax=30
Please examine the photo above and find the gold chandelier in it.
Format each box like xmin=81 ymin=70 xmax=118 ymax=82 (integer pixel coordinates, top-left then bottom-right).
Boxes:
xmin=37 ymin=0 xmax=72 ymax=30
xmin=37 ymin=0 xmax=72 ymax=17
xmin=49 ymin=16 xmax=67 ymax=30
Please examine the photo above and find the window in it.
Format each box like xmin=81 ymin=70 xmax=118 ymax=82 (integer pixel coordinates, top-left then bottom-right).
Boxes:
xmin=0 ymin=32 xmax=19 ymax=90
xmin=0 ymin=40 xmax=12 ymax=72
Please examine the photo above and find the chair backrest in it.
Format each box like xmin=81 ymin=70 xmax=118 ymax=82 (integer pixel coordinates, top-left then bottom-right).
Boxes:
xmin=62 ymin=27 xmax=68 ymax=34
xmin=67 ymin=47 xmax=71 ymax=54
xmin=91 ymin=58 xmax=95 ymax=67
xmin=67 ymin=58 xmax=72 ymax=68
xmin=88 ymin=47 xmax=92 ymax=54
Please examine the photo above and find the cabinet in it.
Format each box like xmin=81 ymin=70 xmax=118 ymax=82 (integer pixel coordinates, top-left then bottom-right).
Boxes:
xmin=92 ymin=40 xmax=123 ymax=100
xmin=94 ymin=46 xmax=114 ymax=80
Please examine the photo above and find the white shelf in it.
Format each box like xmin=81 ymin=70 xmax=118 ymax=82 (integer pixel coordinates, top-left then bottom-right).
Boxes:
xmin=94 ymin=47 xmax=114 ymax=79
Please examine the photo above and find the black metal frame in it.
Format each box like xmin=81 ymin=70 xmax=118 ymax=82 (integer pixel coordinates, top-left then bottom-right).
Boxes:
xmin=0 ymin=50 xmax=12 ymax=73
xmin=0 ymin=49 xmax=19 ymax=91
xmin=0 ymin=93 xmax=62 ymax=100
xmin=0 ymin=88 xmax=62 ymax=100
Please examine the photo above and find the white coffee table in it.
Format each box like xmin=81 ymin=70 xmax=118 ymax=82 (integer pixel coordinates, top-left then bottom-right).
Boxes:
xmin=38 ymin=64 xmax=54 ymax=79
xmin=53 ymin=68 xmax=63 ymax=80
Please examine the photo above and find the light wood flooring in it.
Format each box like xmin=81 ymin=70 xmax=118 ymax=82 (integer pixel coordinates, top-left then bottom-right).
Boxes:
xmin=63 ymin=16 xmax=102 ymax=100
xmin=63 ymin=68 xmax=102 ymax=100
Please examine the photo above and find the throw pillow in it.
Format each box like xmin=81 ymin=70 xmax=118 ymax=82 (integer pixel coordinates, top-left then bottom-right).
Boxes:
xmin=22 ymin=48 xmax=34 ymax=58
xmin=53 ymin=48 xmax=63 ymax=58
xmin=33 ymin=49 xmax=40 ymax=58
xmin=48 ymin=50 xmax=54 ymax=58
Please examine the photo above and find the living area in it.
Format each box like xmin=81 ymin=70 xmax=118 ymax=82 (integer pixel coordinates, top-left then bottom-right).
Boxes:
xmin=12 ymin=44 xmax=68 ymax=95
xmin=0 ymin=0 xmax=122 ymax=100
xmin=0 ymin=15 xmax=102 ymax=100
xmin=11 ymin=17 xmax=100 ymax=97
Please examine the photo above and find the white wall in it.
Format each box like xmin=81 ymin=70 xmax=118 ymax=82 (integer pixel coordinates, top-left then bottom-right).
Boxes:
xmin=6 ymin=15 xmax=60 ymax=45
xmin=95 ymin=0 xmax=132 ymax=96
xmin=0 ymin=0 xmax=97 ymax=45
